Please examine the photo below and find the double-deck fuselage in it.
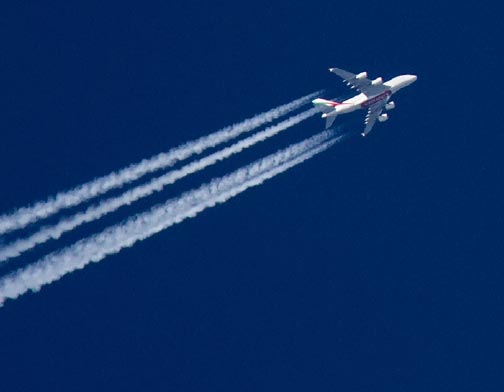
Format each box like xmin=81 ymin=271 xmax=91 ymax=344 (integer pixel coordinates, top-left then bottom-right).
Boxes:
xmin=325 ymin=75 xmax=417 ymax=117
xmin=313 ymin=69 xmax=417 ymax=135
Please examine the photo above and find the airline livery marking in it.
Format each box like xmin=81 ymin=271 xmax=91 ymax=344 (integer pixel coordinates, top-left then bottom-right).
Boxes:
xmin=361 ymin=90 xmax=392 ymax=108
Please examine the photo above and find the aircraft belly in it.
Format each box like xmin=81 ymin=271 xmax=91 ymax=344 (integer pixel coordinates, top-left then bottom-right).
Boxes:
xmin=336 ymin=104 xmax=359 ymax=115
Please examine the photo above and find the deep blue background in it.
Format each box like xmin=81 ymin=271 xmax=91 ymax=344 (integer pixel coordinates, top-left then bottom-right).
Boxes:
xmin=0 ymin=2 xmax=502 ymax=391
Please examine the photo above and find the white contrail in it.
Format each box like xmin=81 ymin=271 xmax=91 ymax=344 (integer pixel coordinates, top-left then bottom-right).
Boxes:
xmin=0 ymin=130 xmax=347 ymax=305
xmin=0 ymin=92 xmax=321 ymax=235
xmin=0 ymin=108 xmax=319 ymax=263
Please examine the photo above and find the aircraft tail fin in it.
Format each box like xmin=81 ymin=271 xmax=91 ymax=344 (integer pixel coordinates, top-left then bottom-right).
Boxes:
xmin=312 ymin=98 xmax=339 ymax=128
xmin=312 ymin=98 xmax=341 ymax=114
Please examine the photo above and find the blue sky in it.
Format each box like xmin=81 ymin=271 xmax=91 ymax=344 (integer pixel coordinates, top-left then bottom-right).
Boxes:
xmin=0 ymin=2 xmax=502 ymax=391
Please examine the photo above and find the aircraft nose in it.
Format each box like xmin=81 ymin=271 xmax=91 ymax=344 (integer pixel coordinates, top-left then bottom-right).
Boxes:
xmin=410 ymin=75 xmax=418 ymax=83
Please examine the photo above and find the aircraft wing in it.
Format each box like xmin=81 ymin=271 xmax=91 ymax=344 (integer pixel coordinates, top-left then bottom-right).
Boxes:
xmin=329 ymin=67 xmax=385 ymax=96
xmin=362 ymin=103 xmax=384 ymax=137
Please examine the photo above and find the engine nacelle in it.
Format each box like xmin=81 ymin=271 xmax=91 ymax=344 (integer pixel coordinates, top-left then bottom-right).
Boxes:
xmin=385 ymin=101 xmax=395 ymax=110
xmin=356 ymin=72 xmax=368 ymax=80
xmin=378 ymin=113 xmax=389 ymax=122
xmin=371 ymin=77 xmax=383 ymax=86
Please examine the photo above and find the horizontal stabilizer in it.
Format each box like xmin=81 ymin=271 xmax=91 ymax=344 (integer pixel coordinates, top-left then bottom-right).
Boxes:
xmin=325 ymin=115 xmax=337 ymax=129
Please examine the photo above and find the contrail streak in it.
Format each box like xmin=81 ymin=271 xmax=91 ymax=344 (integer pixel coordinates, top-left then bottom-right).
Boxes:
xmin=0 ymin=108 xmax=319 ymax=263
xmin=0 ymin=130 xmax=347 ymax=305
xmin=0 ymin=92 xmax=321 ymax=235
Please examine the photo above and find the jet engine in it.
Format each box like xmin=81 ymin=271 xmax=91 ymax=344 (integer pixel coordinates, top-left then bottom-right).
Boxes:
xmin=356 ymin=72 xmax=368 ymax=80
xmin=371 ymin=77 xmax=383 ymax=86
xmin=378 ymin=113 xmax=389 ymax=122
xmin=385 ymin=101 xmax=395 ymax=110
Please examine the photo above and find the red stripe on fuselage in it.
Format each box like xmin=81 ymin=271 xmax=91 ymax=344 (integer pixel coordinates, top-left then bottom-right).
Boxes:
xmin=361 ymin=90 xmax=392 ymax=108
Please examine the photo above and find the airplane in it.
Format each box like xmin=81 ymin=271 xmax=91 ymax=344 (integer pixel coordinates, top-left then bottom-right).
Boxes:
xmin=312 ymin=67 xmax=417 ymax=136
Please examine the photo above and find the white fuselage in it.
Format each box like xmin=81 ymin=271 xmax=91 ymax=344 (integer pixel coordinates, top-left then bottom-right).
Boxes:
xmin=334 ymin=74 xmax=417 ymax=115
